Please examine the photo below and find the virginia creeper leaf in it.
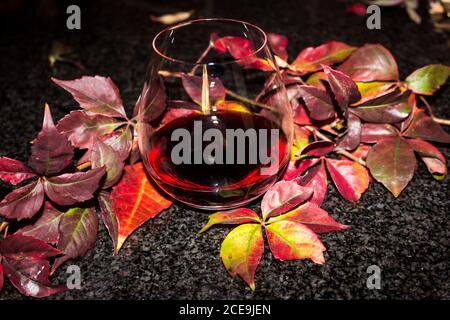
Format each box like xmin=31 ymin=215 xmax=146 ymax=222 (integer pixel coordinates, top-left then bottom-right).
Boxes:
xmin=28 ymin=104 xmax=74 ymax=176
xmin=354 ymin=81 xmax=396 ymax=105
xmin=110 ymin=163 xmax=172 ymax=253
xmin=56 ymin=110 xmax=122 ymax=149
xmin=322 ymin=65 xmax=361 ymax=112
xmin=52 ymin=76 xmax=126 ymax=118
xmin=402 ymin=109 xmax=450 ymax=143
xmin=360 ymin=123 xmax=399 ymax=143
xmin=282 ymin=158 xmax=320 ymax=181
xmin=43 ymin=167 xmax=106 ymax=206
xmin=134 ymin=80 xmax=167 ymax=122
xmin=53 ymin=206 xmax=98 ymax=272
xmin=0 ymin=235 xmax=61 ymax=259
xmin=220 ymin=223 xmax=264 ymax=291
xmin=405 ymin=64 xmax=450 ymax=95
xmin=291 ymin=41 xmax=356 ymax=73
xmin=301 ymin=141 xmax=335 ymax=157
xmin=15 ymin=202 xmax=63 ymax=244
xmin=0 ymin=180 xmax=44 ymax=220
xmin=181 ymin=74 xmax=226 ymax=106
xmin=98 ymin=191 xmax=119 ymax=252
xmin=350 ymin=90 xmax=411 ymax=123
xmin=267 ymin=33 xmax=288 ymax=61
xmin=267 ymin=202 xmax=349 ymax=233
xmin=298 ymin=161 xmax=328 ymax=206
xmin=199 ymin=208 xmax=260 ymax=234
xmin=407 ymin=138 xmax=447 ymax=180
xmin=338 ymin=44 xmax=399 ymax=81
xmin=296 ymin=85 xmax=335 ymax=121
xmin=325 ymin=159 xmax=370 ymax=202
xmin=337 ymin=113 xmax=361 ymax=151
xmin=366 ymin=136 xmax=416 ymax=197
xmin=91 ymin=139 xmax=124 ymax=188
xmin=261 ymin=180 xmax=313 ymax=220
xmin=0 ymin=157 xmax=36 ymax=185
xmin=266 ymin=220 xmax=325 ymax=264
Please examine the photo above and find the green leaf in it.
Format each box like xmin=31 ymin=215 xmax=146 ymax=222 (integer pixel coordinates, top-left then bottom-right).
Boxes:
xmin=405 ymin=64 xmax=450 ymax=95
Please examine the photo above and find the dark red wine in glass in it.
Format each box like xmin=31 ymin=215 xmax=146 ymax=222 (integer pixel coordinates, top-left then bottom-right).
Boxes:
xmin=137 ymin=19 xmax=293 ymax=210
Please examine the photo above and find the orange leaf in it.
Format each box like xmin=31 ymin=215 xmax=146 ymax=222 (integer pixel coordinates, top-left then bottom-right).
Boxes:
xmin=111 ymin=163 xmax=172 ymax=253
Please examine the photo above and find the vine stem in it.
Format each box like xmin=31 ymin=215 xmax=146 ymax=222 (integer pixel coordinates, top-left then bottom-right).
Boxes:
xmin=189 ymin=43 xmax=213 ymax=75
xmin=305 ymin=125 xmax=366 ymax=166
xmin=419 ymin=96 xmax=450 ymax=126
xmin=0 ymin=221 xmax=9 ymax=235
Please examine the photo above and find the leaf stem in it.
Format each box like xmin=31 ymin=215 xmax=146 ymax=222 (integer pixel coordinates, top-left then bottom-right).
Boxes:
xmin=0 ymin=221 xmax=9 ymax=236
xmin=77 ymin=161 xmax=91 ymax=171
xmin=189 ymin=43 xmax=213 ymax=75
xmin=419 ymin=96 xmax=450 ymax=126
xmin=305 ymin=125 xmax=366 ymax=166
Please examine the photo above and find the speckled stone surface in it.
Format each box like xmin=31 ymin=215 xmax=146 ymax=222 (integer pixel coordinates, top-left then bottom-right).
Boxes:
xmin=0 ymin=0 xmax=449 ymax=299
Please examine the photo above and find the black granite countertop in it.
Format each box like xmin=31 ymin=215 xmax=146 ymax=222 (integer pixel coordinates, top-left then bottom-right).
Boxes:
xmin=0 ymin=0 xmax=449 ymax=299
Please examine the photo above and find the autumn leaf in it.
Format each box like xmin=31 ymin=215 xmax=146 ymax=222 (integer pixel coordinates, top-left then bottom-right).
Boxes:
xmin=354 ymin=81 xmax=397 ymax=105
xmin=267 ymin=33 xmax=289 ymax=61
xmin=296 ymin=85 xmax=335 ymax=121
xmin=337 ymin=113 xmax=362 ymax=151
xmin=405 ymin=64 xmax=450 ymax=95
xmin=90 ymin=139 xmax=124 ymax=188
xmin=291 ymin=41 xmax=356 ymax=73
xmin=98 ymin=191 xmax=119 ymax=252
xmin=220 ymin=223 xmax=264 ymax=291
xmin=150 ymin=10 xmax=194 ymax=25
xmin=52 ymin=206 xmax=98 ymax=272
xmin=402 ymin=108 xmax=450 ymax=143
xmin=366 ymin=136 xmax=416 ymax=197
xmin=134 ymin=79 xmax=167 ymax=122
xmin=0 ymin=180 xmax=45 ymax=220
xmin=110 ymin=163 xmax=172 ymax=253
xmin=322 ymin=65 xmax=361 ymax=112
xmin=103 ymin=125 xmax=133 ymax=162
xmin=0 ymin=234 xmax=61 ymax=259
xmin=361 ymin=123 xmax=399 ymax=143
xmin=407 ymin=138 xmax=447 ymax=180
xmin=0 ymin=157 xmax=36 ymax=185
xmin=297 ymin=160 xmax=328 ymax=206
xmin=28 ymin=104 xmax=74 ymax=176
xmin=199 ymin=208 xmax=260 ymax=234
xmin=181 ymin=74 xmax=226 ymax=106
xmin=52 ymin=76 xmax=127 ymax=118
xmin=338 ymin=44 xmax=399 ymax=81
xmin=301 ymin=141 xmax=335 ymax=157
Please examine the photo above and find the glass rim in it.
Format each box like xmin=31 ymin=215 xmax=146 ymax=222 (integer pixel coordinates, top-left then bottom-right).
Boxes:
xmin=151 ymin=18 xmax=268 ymax=66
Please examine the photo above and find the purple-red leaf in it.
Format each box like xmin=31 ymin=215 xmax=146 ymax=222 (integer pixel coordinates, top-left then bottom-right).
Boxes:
xmin=296 ymin=85 xmax=335 ymax=121
xmin=52 ymin=76 xmax=126 ymax=118
xmin=98 ymin=191 xmax=119 ymax=252
xmin=261 ymin=180 xmax=313 ymax=220
xmin=298 ymin=160 xmax=328 ymax=206
xmin=28 ymin=104 xmax=74 ymax=176
xmin=407 ymin=138 xmax=447 ymax=180
xmin=103 ymin=125 xmax=133 ymax=161
xmin=0 ymin=180 xmax=44 ymax=220
xmin=0 ymin=157 xmax=36 ymax=185
xmin=56 ymin=110 xmax=122 ymax=149
xmin=338 ymin=44 xmax=399 ymax=81
xmin=15 ymin=202 xmax=63 ymax=245
xmin=282 ymin=158 xmax=320 ymax=181
xmin=366 ymin=136 xmax=416 ymax=197
xmin=0 ymin=234 xmax=61 ymax=259
xmin=402 ymin=109 xmax=450 ymax=143
xmin=91 ymin=139 xmax=123 ymax=188
xmin=199 ymin=208 xmax=260 ymax=234
xmin=52 ymin=206 xmax=98 ymax=272
xmin=361 ymin=123 xmax=399 ymax=143
xmin=301 ymin=141 xmax=335 ymax=157
xmin=181 ymin=74 xmax=226 ymax=106
xmin=43 ymin=167 xmax=106 ymax=206
xmin=268 ymin=33 xmax=288 ymax=61
xmin=134 ymin=79 xmax=167 ymax=122
xmin=325 ymin=158 xmax=370 ymax=202
xmin=337 ymin=113 xmax=361 ymax=151
xmin=267 ymin=202 xmax=349 ymax=233
xmin=266 ymin=220 xmax=325 ymax=264
xmin=322 ymin=65 xmax=361 ymax=112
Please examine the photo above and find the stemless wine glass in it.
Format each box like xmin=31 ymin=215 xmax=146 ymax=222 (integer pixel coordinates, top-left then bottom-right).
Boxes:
xmin=137 ymin=18 xmax=293 ymax=210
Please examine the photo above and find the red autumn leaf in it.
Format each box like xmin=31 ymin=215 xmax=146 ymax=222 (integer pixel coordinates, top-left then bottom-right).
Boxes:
xmin=298 ymin=160 xmax=328 ymax=206
xmin=28 ymin=104 xmax=74 ymax=176
xmin=306 ymin=71 xmax=328 ymax=90
xmin=261 ymin=180 xmax=313 ymax=220
xmin=110 ymin=163 xmax=172 ymax=253
xmin=267 ymin=33 xmax=288 ymax=61
xmin=293 ymin=102 xmax=312 ymax=125
xmin=43 ymin=167 xmax=106 ymax=206
xmin=337 ymin=113 xmax=361 ymax=151
xmin=360 ymin=123 xmax=399 ymax=143
xmin=267 ymin=202 xmax=349 ymax=233
xmin=0 ymin=157 xmax=36 ymax=185
xmin=2 ymin=258 xmax=66 ymax=298
xmin=15 ymin=202 xmax=63 ymax=245
xmin=52 ymin=206 xmax=98 ymax=272
xmin=90 ymin=139 xmax=124 ymax=188
xmin=322 ymin=65 xmax=361 ymax=112
xmin=266 ymin=220 xmax=325 ymax=264
xmin=52 ymin=76 xmax=127 ymax=118
xmin=181 ymin=74 xmax=226 ymax=106
xmin=301 ymin=141 xmax=335 ymax=157
xmin=296 ymin=85 xmax=335 ymax=121
xmin=56 ymin=110 xmax=123 ymax=149
xmin=102 ymin=125 xmax=133 ymax=162
xmin=407 ymin=138 xmax=447 ymax=180
xmin=134 ymin=79 xmax=167 ymax=122
xmin=354 ymin=81 xmax=397 ymax=105
xmin=160 ymin=101 xmax=200 ymax=125
xmin=282 ymin=158 xmax=321 ymax=181
xmin=366 ymin=136 xmax=416 ymax=197
xmin=338 ymin=44 xmax=399 ymax=81
xmin=291 ymin=41 xmax=356 ymax=73
xmin=402 ymin=108 xmax=450 ymax=143
xmin=0 ymin=235 xmax=61 ymax=259
xmin=98 ymin=191 xmax=119 ymax=252
xmin=350 ymin=90 xmax=411 ymax=123
xmin=347 ymin=3 xmax=367 ymax=16
xmin=220 ymin=223 xmax=264 ymax=291
xmin=325 ymin=158 xmax=370 ymax=202
xmin=199 ymin=208 xmax=260 ymax=234
xmin=0 ymin=180 xmax=44 ymax=220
